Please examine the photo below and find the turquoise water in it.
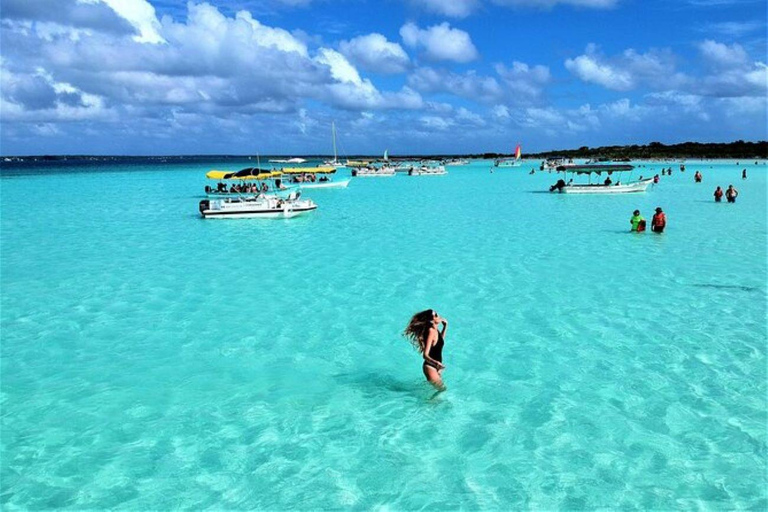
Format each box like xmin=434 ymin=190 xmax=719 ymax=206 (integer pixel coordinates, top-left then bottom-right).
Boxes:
xmin=1 ymin=159 xmax=766 ymax=509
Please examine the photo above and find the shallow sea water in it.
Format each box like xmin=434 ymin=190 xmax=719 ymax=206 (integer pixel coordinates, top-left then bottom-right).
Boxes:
xmin=1 ymin=159 xmax=766 ymax=510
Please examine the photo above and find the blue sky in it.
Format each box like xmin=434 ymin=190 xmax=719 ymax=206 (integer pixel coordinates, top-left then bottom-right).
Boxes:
xmin=1 ymin=0 xmax=765 ymax=155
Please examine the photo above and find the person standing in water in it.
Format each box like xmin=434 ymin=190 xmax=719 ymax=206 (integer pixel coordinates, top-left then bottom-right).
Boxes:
xmin=726 ymin=185 xmax=738 ymax=203
xmin=404 ymin=309 xmax=449 ymax=390
xmin=651 ymin=207 xmax=666 ymax=233
xmin=742 ymin=169 xmax=747 ymax=180
xmin=630 ymin=210 xmax=645 ymax=232
xmin=714 ymin=186 xmax=724 ymax=202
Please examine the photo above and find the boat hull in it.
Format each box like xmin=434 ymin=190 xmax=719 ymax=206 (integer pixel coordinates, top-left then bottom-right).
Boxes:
xmin=199 ymin=197 xmax=317 ymax=219
xmin=409 ymin=170 xmax=447 ymax=176
xmin=297 ymin=179 xmax=351 ymax=189
xmin=201 ymin=206 xmax=317 ymax=219
xmin=559 ymin=179 xmax=653 ymax=194
xmin=352 ymin=171 xmax=396 ymax=177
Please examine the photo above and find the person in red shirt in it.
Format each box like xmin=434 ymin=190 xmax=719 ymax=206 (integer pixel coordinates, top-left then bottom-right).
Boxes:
xmin=651 ymin=207 xmax=666 ymax=233
xmin=714 ymin=186 xmax=723 ymax=202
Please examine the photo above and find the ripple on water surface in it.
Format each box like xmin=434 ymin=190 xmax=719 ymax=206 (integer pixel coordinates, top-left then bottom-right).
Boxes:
xmin=1 ymin=160 xmax=766 ymax=509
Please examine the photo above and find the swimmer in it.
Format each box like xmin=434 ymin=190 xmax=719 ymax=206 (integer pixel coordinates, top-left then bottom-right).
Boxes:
xmin=651 ymin=207 xmax=666 ymax=233
xmin=404 ymin=309 xmax=448 ymax=390
xmin=630 ymin=209 xmax=645 ymax=232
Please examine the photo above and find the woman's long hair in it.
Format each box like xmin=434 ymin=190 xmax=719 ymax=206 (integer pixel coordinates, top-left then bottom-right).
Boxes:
xmin=403 ymin=309 xmax=435 ymax=354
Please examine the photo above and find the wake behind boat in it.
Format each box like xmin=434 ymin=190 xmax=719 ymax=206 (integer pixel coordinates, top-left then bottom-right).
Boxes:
xmin=549 ymin=164 xmax=653 ymax=194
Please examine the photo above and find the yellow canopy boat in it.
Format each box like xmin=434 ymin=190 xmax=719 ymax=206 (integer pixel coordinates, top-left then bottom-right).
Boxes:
xmin=206 ymin=168 xmax=282 ymax=180
xmin=280 ymin=166 xmax=337 ymax=174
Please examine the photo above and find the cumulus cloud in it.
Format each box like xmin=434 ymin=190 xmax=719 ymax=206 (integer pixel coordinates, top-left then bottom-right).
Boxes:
xmin=0 ymin=0 xmax=135 ymax=36
xmin=94 ymin=0 xmax=165 ymax=43
xmin=565 ymin=44 xmax=678 ymax=91
xmin=495 ymin=61 xmax=551 ymax=99
xmin=407 ymin=67 xmax=504 ymax=102
xmin=698 ymin=39 xmax=749 ymax=67
xmin=0 ymin=1 xmax=427 ymax=123
xmin=339 ymin=33 xmax=410 ymax=74
xmin=400 ymin=22 xmax=478 ymax=63
xmin=565 ymin=54 xmax=634 ymax=90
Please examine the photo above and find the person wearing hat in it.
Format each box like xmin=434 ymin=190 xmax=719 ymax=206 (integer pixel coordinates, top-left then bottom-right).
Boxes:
xmin=651 ymin=207 xmax=666 ymax=233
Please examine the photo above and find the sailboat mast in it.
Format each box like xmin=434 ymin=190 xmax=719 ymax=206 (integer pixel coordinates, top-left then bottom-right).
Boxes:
xmin=332 ymin=122 xmax=337 ymax=163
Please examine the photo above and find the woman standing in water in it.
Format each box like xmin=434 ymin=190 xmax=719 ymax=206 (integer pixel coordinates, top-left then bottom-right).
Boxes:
xmin=404 ymin=310 xmax=449 ymax=389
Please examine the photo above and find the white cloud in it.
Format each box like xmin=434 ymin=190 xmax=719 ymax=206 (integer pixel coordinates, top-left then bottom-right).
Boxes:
xmin=565 ymin=45 xmax=679 ymax=91
xmin=90 ymin=0 xmax=165 ymax=44
xmin=698 ymin=39 xmax=749 ymax=67
xmin=420 ymin=115 xmax=455 ymax=130
xmin=565 ymin=54 xmax=633 ymax=90
xmin=495 ymin=61 xmax=551 ymax=99
xmin=407 ymin=67 xmax=504 ymax=102
xmin=409 ymin=0 xmax=480 ymax=17
xmin=700 ymin=20 xmax=765 ymax=37
xmin=316 ymin=48 xmax=364 ymax=85
xmin=400 ymin=22 xmax=478 ymax=63
xmin=492 ymin=104 xmax=510 ymax=118
xmin=339 ymin=33 xmax=410 ymax=74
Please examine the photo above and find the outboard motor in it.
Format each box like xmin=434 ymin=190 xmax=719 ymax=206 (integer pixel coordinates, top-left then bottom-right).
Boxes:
xmin=199 ymin=199 xmax=210 ymax=215
xmin=549 ymin=179 xmax=566 ymax=193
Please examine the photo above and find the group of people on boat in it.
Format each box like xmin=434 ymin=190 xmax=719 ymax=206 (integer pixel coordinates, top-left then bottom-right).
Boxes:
xmin=630 ymin=208 xmax=666 ymax=233
xmin=205 ymin=179 xmax=289 ymax=195
xmin=290 ymin=173 xmax=329 ymax=184
xmin=206 ymin=182 xmax=271 ymax=194
xmin=714 ymin=185 xmax=738 ymax=203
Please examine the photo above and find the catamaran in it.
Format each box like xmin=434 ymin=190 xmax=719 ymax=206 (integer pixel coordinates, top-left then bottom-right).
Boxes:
xmin=548 ymin=164 xmax=653 ymax=194
xmin=199 ymin=191 xmax=317 ymax=219
xmin=494 ymin=144 xmax=522 ymax=168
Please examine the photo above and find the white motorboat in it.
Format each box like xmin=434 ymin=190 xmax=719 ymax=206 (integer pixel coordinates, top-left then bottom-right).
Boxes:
xmin=541 ymin=156 xmax=573 ymax=170
xmin=198 ymin=192 xmax=317 ymax=219
xmin=269 ymin=157 xmax=306 ymax=164
xmin=409 ymin=165 xmax=447 ymax=176
xmin=351 ymin=165 xmax=397 ymax=177
xmin=444 ymin=159 xmax=469 ymax=166
xmin=549 ymin=164 xmax=652 ymax=194
xmin=298 ymin=178 xmax=351 ymax=189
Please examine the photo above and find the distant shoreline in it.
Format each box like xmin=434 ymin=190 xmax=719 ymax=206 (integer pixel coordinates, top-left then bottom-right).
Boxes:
xmin=1 ymin=140 xmax=766 ymax=163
